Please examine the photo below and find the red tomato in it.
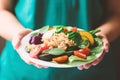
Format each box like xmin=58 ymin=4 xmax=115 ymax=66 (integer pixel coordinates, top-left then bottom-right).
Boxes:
xmin=41 ymin=44 xmax=49 ymax=51
xmin=84 ymin=48 xmax=91 ymax=55
xmin=79 ymin=48 xmax=90 ymax=56
xmin=63 ymin=28 xmax=68 ymax=32
xmin=72 ymin=27 xmax=78 ymax=32
xmin=74 ymin=51 xmax=87 ymax=59
xmin=30 ymin=45 xmax=42 ymax=58
xmin=52 ymin=55 xmax=68 ymax=63
xmin=30 ymin=44 xmax=49 ymax=58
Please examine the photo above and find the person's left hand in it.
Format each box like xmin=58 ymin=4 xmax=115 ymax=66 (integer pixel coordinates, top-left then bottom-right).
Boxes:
xmin=12 ymin=28 xmax=48 ymax=68
xmin=77 ymin=34 xmax=110 ymax=70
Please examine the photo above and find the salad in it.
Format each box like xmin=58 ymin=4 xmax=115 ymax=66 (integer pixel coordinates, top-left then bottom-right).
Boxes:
xmin=25 ymin=25 xmax=103 ymax=65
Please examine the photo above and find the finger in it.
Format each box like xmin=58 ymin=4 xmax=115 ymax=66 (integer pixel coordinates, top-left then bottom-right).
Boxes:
xmin=34 ymin=64 xmax=43 ymax=68
xmin=77 ymin=65 xmax=84 ymax=70
xmin=12 ymin=35 xmax=21 ymax=49
xmin=96 ymin=34 xmax=110 ymax=53
xmin=92 ymin=56 xmax=103 ymax=66
xmin=18 ymin=29 xmax=32 ymax=38
xmin=92 ymin=59 xmax=100 ymax=66
xmin=102 ymin=37 xmax=110 ymax=53
xmin=17 ymin=48 xmax=33 ymax=64
xmin=83 ymin=63 xmax=92 ymax=69
xmin=19 ymin=52 xmax=32 ymax=64
xmin=92 ymin=52 xmax=105 ymax=66
xmin=43 ymin=66 xmax=48 ymax=68
xmin=12 ymin=29 xmax=32 ymax=49
xmin=16 ymin=29 xmax=32 ymax=48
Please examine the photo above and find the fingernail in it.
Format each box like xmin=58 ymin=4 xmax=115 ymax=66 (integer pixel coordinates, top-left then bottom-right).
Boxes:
xmin=92 ymin=63 xmax=97 ymax=66
xmin=84 ymin=67 xmax=89 ymax=69
xmin=105 ymin=49 xmax=109 ymax=53
xmin=44 ymin=66 xmax=48 ymax=68
xmin=77 ymin=66 xmax=83 ymax=70
xmin=28 ymin=61 xmax=33 ymax=64
xmin=106 ymin=49 xmax=109 ymax=53
xmin=92 ymin=62 xmax=99 ymax=66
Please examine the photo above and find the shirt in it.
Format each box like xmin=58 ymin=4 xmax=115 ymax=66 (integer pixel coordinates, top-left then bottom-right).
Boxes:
xmin=0 ymin=0 xmax=117 ymax=80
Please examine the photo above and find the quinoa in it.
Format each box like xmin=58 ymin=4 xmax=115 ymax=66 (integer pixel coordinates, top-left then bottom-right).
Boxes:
xmin=42 ymin=32 xmax=75 ymax=50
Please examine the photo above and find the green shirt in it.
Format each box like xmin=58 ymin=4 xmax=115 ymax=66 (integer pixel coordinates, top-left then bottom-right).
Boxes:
xmin=0 ymin=0 xmax=117 ymax=80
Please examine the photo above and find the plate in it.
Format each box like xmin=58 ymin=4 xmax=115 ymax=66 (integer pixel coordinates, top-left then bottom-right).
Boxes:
xmin=17 ymin=26 xmax=103 ymax=68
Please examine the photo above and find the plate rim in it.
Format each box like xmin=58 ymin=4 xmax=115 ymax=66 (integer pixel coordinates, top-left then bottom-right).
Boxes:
xmin=17 ymin=27 xmax=104 ymax=68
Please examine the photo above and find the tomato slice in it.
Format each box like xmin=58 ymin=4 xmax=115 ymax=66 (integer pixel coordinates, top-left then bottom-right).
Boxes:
xmin=63 ymin=28 xmax=68 ymax=32
xmin=41 ymin=44 xmax=49 ymax=51
xmin=30 ymin=45 xmax=42 ymax=58
xmin=74 ymin=51 xmax=87 ymax=59
xmin=52 ymin=55 xmax=68 ymax=63
xmin=71 ymin=27 xmax=78 ymax=32
xmin=30 ymin=44 xmax=49 ymax=58
xmin=78 ymin=48 xmax=90 ymax=56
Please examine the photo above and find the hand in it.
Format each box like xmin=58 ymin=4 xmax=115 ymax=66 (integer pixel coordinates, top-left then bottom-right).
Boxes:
xmin=77 ymin=34 xmax=110 ymax=70
xmin=12 ymin=28 xmax=48 ymax=68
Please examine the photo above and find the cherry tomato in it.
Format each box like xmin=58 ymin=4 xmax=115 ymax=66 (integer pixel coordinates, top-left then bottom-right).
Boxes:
xmin=84 ymin=48 xmax=91 ymax=55
xmin=71 ymin=27 xmax=78 ymax=32
xmin=41 ymin=44 xmax=49 ymax=51
xmin=52 ymin=55 xmax=68 ymax=63
xmin=30 ymin=44 xmax=49 ymax=58
xmin=30 ymin=45 xmax=42 ymax=58
xmin=79 ymin=48 xmax=90 ymax=56
xmin=74 ymin=51 xmax=87 ymax=59
xmin=63 ymin=28 xmax=68 ymax=32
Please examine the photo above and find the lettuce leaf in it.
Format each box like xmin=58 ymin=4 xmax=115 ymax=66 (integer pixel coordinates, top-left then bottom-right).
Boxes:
xmin=68 ymin=37 xmax=103 ymax=64
xmin=91 ymin=37 xmax=103 ymax=55
xmin=89 ymin=29 xmax=101 ymax=37
xmin=31 ymin=25 xmax=49 ymax=36
xmin=48 ymin=48 xmax=65 ymax=56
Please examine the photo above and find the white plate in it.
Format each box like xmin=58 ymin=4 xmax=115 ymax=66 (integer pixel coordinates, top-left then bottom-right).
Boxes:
xmin=17 ymin=28 xmax=103 ymax=68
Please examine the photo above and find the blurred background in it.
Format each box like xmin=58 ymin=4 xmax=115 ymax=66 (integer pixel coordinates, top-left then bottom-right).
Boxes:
xmin=0 ymin=36 xmax=120 ymax=80
xmin=0 ymin=37 xmax=5 ymax=53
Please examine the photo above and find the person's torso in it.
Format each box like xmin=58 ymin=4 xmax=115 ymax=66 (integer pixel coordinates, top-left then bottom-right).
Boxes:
xmin=15 ymin=0 xmax=103 ymax=30
xmin=0 ymin=0 xmax=117 ymax=80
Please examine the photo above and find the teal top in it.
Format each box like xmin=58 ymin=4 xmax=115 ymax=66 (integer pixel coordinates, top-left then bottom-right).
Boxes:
xmin=0 ymin=0 xmax=117 ymax=80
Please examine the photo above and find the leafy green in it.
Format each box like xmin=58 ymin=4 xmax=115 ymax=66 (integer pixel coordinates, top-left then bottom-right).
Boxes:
xmin=68 ymin=55 xmax=96 ymax=64
xmin=31 ymin=25 xmax=49 ymax=36
xmin=86 ymin=55 xmax=96 ymax=61
xmin=91 ymin=37 xmax=103 ymax=55
xmin=66 ymin=31 xmax=81 ymax=46
xmin=89 ymin=29 xmax=101 ymax=37
xmin=31 ymin=32 xmax=39 ymax=36
xmin=65 ymin=51 xmax=74 ymax=56
xmin=38 ymin=25 xmax=49 ymax=33
xmin=69 ymin=55 xmax=86 ymax=63
xmin=30 ymin=26 xmax=103 ymax=65
xmin=78 ymin=40 xmax=90 ymax=48
xmin=55 ymin=25 xmax=65 ymax=33
xmin=48 ymin=48 xmax=65 ymax=56
xmin=68 ymin=37 xmax=103 ymax=64
xmin=66 ymin=46 xmax=79 ymax=51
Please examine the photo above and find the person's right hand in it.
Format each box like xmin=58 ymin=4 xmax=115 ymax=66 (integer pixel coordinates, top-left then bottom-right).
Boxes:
xmin=77 ymin=32 xmax=110 ymax=70
xmin=12 ymin=28 xmax=48 ymax=68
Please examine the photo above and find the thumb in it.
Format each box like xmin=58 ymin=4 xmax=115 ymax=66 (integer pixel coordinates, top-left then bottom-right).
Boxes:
xmin=12 ymin=28 xmax=32 ymax=49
